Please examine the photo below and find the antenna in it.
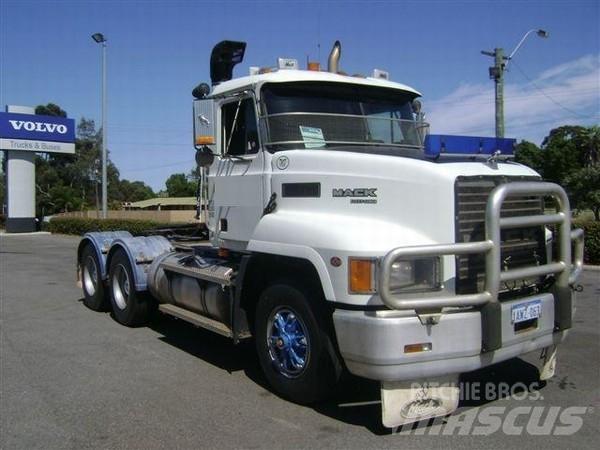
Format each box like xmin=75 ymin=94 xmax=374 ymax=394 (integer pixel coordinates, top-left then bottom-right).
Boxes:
xmin=317 ymin=3 xmax=321 ymax=64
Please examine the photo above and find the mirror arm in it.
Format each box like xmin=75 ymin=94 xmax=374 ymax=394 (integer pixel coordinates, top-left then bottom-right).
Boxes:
xmin=225 ymin=97 xmax=244 ymax=155
xmin=224 ymin=154 xmax=247 ymax=161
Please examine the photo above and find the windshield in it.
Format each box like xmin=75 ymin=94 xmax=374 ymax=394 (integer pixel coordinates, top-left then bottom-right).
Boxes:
xmin=260 ymin=82 xmax=426 ymax=152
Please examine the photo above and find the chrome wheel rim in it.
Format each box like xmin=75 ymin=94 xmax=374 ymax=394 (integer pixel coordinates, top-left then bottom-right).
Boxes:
xmin=266 ymin=307 xmax=310 ymax=378
xmin=112 ymin=264 xmax=130 ymax=310
xmin=83 ymin=256 xmax=98 ymax=296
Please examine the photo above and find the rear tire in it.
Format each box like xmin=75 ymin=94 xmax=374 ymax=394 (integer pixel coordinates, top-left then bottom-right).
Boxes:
xmin=108 ymin=248 xmax=154 ymax=327
xmin=255 ymin=282 xmax=341 ymax=404
xmin=81 ymin=245 xmax=108 ymax=311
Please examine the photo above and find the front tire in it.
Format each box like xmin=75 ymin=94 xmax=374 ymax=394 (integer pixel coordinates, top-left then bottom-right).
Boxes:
xmin=255 ymin=282 xmax=341 ymax=404
xmin=81 ymin=245 xmax=108 ymax=311
xmin=108 ymin=249 xmax=154 ymax=327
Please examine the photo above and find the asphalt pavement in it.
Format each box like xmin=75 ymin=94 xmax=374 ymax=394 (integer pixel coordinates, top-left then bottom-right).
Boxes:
xmin=1 ymin=233 xmax=598 ymax=449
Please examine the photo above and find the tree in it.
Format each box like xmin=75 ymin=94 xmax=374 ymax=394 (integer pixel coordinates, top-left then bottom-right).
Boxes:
xmin=165 ymin=173 xmax=196 ymax=197
xmin=35 ymin=103 xmax=67 ymax=117
xmin=0 ymin=169 xmax=5 ymax=216
xmin=35 ymin=116 xmax=101 ymax=215
xmin=564 ymin=166 xmax=600 ymax=220
xmin=515 ymin=140 xmax=544 ymax=174
xmin=532 ymin=125 xmax=599 ymax=220
xmin=580 ymin=125 xmax=600 ymax=166
xmin=116 ymin=179 xmax=154 ymax=203
xmin=539 ymin=125 xmax=590 ymax=186
xmin=31 ymin=103 xmax=156 ymax=216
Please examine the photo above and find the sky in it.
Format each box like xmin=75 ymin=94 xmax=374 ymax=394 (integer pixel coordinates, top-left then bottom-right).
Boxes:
xmin=1 ymin=0 xmax=599 ymax=191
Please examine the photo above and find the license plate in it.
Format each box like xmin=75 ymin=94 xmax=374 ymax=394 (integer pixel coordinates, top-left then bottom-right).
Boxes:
xmin=511 ymin=300 xmax=542 ymax=324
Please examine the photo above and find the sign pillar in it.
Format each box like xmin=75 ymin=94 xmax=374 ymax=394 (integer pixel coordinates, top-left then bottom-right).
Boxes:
xmin=5 ymin=106 xmax=36 ymax=232
xmin=1 ymin=105 xmax=75 ymax=233
xmin=6 ymin=150 xmax=37 ymax=232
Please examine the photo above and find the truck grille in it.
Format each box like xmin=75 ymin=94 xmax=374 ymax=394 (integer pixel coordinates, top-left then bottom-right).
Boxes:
xmin=455 ymin=176 xmax=547 ymax=295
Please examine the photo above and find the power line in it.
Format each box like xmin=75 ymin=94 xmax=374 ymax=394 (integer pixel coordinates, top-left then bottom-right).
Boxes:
xmin=426 ymin=87 xmax=598 ymax=108
xmin=109 ymin=124 xmax=189 ymax=132
xmin=109 ymin=128 xmax=188 ymax=134
xmin=110 ymin=141 xmax=192 ymax=147
xmin=445 ymin=114 xmax=584 ymax=136
xmin=510 ymin=60 xmax=598 ymax=120
xmin=119 ymin=159 xmax=195 ymax=173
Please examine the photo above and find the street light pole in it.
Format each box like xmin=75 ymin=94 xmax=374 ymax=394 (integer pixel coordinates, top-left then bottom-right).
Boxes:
xmin=482 ymin=29 xmax=548 ymax=138
xmin=92 ymin=33 xmax=108 ymax=219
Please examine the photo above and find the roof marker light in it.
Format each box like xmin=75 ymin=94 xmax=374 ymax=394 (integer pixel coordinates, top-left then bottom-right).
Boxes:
xmin=278 ymin=58 xmax=299 ymax=70
xmin=372 ymin=69 xmax=390 ymax=80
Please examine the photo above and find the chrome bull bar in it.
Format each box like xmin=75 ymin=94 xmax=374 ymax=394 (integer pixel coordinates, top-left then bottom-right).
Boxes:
xmin=378 ymin=182 xmax=584 ymax=352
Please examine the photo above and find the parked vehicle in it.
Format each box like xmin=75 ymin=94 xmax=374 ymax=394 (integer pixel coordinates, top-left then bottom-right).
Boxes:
xmin=77 ymin=41 xmax=584 ymax=427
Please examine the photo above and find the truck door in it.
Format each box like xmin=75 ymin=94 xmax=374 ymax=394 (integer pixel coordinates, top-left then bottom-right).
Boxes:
xmin=209 ymin=96 xmax=266 ymax=247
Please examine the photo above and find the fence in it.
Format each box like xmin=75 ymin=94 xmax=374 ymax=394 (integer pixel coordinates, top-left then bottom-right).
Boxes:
xmin=54 ymin=209 xmax=200 ymax=223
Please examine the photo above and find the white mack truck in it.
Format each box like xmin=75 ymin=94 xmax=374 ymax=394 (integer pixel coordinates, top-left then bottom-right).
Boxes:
xmin=77 ymin=41 xmax=584 ymax=428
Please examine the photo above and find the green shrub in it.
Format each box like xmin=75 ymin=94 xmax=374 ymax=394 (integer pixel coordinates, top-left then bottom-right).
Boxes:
xmin=48 ymin=217 xmax=177 ymax=236
xmin=573 ymin=219 xmax=600 ymax=265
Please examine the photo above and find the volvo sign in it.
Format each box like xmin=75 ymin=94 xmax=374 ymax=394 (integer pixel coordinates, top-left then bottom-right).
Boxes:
xmin=1 ymin=106 xmax=77 ymax=232
xmin=0 ymin=111 xmax=75 ymax=154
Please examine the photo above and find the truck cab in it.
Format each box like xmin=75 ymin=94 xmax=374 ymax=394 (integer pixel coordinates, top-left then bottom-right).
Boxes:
xmin=78 ymin=40 xmax=584 ymax=428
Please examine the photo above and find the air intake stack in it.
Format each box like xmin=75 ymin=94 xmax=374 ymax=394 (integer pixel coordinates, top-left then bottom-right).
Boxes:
xmin=327 ymin=40 xmax=341 ymax=73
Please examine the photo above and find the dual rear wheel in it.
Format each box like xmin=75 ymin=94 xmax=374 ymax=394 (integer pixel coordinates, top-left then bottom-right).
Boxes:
xmin=108 ymin=249 xmax=155 ymax=326
xmin=81 ymin=245 xmax=153 ymax=326
xmin=81 ymin=245 xmax=107 ymax=311
xmin=81 ymin=245 xmax=341 ymax=402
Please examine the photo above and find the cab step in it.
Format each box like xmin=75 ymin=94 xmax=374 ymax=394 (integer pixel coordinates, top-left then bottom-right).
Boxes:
xmin=158 ymin=303 xmax=233 ymax=338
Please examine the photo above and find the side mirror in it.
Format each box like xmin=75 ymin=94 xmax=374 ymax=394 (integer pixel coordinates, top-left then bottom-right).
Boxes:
xmin=412 ymin=99 xmax=422 ymax=114
xmin=412 ymin=99 xmax=428 ymax=145
xmin=193 ymin=98 xmax=217 ymax=153
xmin=195 ymin=146 xmax=214 ymax=167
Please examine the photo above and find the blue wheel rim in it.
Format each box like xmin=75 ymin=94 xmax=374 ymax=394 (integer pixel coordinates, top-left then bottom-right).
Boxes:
xmin=266 ymin=307 xmax=310 ymax=378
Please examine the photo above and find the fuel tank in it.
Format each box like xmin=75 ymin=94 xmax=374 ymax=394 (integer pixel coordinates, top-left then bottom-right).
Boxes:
xmin=147 ymin=252 xmax=231 ymax=326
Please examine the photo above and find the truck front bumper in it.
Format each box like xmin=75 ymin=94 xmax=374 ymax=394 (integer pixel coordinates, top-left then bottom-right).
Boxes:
xmin=334 ymin=181 xmax=584 ymax=382
xmin=333 ymin=292 xmax=567 ymax=381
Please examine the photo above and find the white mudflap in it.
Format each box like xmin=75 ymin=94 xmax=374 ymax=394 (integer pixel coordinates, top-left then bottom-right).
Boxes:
xmin=381 ymin=376 xmax=460 ymax=428
xmin=539 ymin=345 xmax=558 ymax=381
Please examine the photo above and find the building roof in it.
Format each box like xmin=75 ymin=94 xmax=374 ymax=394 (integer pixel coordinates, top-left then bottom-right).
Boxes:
xmin=210 ymin=69 xmax=421 ymax=98
xmin=127 ymin=197 xmax=197 ymax=209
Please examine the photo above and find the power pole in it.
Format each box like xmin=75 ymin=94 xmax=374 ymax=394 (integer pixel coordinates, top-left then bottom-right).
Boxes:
xmin=101 ymin=41 xmax=107 ymax=219
xmin=482 ymin=29 xmax=548 ymax=139
xmin=482 ymin=48 xmax=507 ymax=138
xmin=92 ymin=33 xmax=108 ymax=219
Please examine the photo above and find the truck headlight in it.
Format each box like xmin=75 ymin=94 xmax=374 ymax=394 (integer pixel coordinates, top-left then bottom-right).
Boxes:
xmin=389 ymin=257 xmax=441 ymax=293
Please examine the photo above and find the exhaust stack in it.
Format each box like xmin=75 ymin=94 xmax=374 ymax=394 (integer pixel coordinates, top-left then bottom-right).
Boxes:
xmin=327 ymin=40 xmax=341 ymax=73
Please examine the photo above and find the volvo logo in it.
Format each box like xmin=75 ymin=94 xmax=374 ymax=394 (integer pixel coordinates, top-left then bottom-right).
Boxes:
xmin=8 ymin=120 xmax=68 ymax=134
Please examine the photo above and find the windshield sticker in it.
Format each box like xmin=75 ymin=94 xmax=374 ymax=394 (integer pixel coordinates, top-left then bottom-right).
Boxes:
xmin=299 ymin=126 xmax=325 ymax=148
